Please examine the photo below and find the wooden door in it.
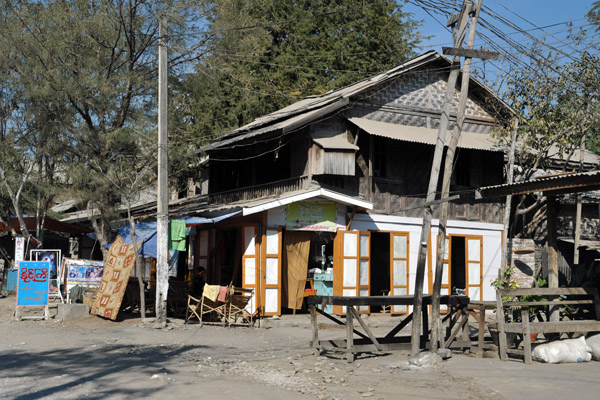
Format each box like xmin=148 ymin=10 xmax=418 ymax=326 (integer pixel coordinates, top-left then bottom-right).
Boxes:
xmin=390 ymin=233 xmax=409 ymax=314
xmin=242 ymin=224 xmax=260 ymax=315
xmin=429 ymin=234 xmax=451 ymax=312
xmin=337 ymin=230 xmax=370 ymax=314
xmin=261 ymin=227 xmax=282 ymax=316
xmin=465 ymin=236 xmax=483 ymax=301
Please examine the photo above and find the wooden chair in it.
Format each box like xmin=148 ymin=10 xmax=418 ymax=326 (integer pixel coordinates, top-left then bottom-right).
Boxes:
xmin=227 ymin=286 xmax=254 ymax=327
xmin=293 ymin=278 xmax=316 ymax=315
xmin=186 ymin=284 xmax=228 ymax=326
xmin=185 ymin=294 xmax=202 ymax=324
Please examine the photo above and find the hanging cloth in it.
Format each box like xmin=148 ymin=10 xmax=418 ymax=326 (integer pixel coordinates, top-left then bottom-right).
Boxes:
xmin=168 ymin=220 xmax=187 ymax=251
xmin=284 ymin=231 xmax=311 ymax=310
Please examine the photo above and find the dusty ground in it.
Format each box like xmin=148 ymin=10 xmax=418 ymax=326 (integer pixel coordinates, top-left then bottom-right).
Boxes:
xmin=1 ymin=297 xmax=599 ymax=400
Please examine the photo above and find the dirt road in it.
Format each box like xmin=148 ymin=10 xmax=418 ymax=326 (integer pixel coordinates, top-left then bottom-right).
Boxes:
xmin=1 ymin=298 xmax=599 ymax=400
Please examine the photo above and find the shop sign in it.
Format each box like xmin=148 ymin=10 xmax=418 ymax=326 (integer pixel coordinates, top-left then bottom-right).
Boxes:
xmin=286 ymin=202 xmax=336 ymax=232
xmin=16 ymin=261 xmax=49 ymax=306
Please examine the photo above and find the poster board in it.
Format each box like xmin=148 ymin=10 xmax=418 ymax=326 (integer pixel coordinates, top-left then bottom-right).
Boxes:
xmin=14 ymin=237 xmax=25 ymax=263
xmin=15 ymin=261 xmax=50 ymax=320
xmin=63 ymin=258 xmax=104 ymax=302
xmin=31 ymin=249 xmax=63 ymax=302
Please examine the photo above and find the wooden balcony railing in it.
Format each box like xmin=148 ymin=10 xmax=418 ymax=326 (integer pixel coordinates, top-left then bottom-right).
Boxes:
xmin=207 ymin=176 xmax=311 ymax=205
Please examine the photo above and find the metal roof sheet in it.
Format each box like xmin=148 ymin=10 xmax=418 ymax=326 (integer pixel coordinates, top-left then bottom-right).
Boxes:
xmin=202 ymin=50 xmax=511 ymax=152
xmin=347 ymin=117 xmax=502 ymax=152
xmin=478 ymin=170 xmax=600 ymax=197
xmin=312 ymin=137 xmax=359 ymax=150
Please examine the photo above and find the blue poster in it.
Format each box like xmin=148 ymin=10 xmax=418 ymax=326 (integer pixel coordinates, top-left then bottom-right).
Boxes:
xmin=17 ymin=261 xmax=50 ymax=306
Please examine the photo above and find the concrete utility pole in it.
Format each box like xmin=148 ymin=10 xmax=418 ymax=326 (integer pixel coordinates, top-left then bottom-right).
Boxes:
xmin=156 ymin=18 xmax=169 ymax=327
xmin=411 ymin=0 xmax=497 ymax=357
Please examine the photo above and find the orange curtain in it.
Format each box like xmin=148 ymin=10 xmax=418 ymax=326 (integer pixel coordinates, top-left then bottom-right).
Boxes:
xmin=284 ymin=231 xmax=311 ymax=310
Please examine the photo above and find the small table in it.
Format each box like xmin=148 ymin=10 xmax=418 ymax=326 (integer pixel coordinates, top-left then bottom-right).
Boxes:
xmin=307 ymin=295 xmax=469 ymax=362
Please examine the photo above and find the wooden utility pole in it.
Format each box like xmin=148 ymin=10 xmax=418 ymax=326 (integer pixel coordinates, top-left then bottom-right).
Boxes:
xmin=574 ymin=135 xmax=586 ymax=265
xmin=430 ymin=0 xmax=489 ymax=351
xmin=500 ymin=120 xmax=519 ymax=271
xmin=156 ymin=18 xmax=169 ymax=327
xmin=410 ymin=0 xmax=472 ymax=358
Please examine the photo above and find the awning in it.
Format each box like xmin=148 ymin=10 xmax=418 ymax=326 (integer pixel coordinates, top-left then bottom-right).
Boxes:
xmin=101 ymin=212 xmax=242 ymax=258
xmin=184 ymin=211 xmax=241 ymax=226
xmin=347 ymin=117 xmax=502 ymax=152
xmin=312 ymin=137 xmax=359 ymax=151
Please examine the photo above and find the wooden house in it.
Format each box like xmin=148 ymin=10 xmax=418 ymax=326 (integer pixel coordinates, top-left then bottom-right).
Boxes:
xmin=170 ymin=50 xmax=515 ymax=316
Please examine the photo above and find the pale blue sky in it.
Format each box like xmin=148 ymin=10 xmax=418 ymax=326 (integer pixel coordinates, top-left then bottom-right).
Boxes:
xmin=404 ymin=0 xmax=596 ymax=50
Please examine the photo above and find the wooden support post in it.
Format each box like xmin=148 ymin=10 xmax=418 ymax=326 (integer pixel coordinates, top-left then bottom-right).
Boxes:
xmin=522 ymin=308 xmax=532 ymax=364
xmin=547 ymin=194 xmax=559 ymax=322
xmin=574 ymin=135 xmax=585 ymax=266
xmin=310 ymin=304 xmax=320 ymax=355
xmin=496 ymin=290 xmax=508 ymax=361
xmin=412 ymin=0 xmax=473 ymax=359
xmin=431 ymin=0 xmax=491 ymax=352
xmin=346 ymin=306 xmax=355 ymax=362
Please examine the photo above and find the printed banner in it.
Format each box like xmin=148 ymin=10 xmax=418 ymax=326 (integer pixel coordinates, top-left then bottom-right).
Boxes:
xmin=286 ymin=202 xmax=337 ymax=232
xmin=64 ymin=258 xmax=104 ymax=295
xmin=91 ymin=236 xmax=138 ymax=320
xmin=16 ymin=261 xmax=50 ymax=306
xmin=14 ymin=237 xmax=25 ymax=263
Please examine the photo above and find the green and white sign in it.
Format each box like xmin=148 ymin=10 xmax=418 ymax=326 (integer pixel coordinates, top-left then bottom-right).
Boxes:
xmin=286 ymin=202 xmax=337 ymax=232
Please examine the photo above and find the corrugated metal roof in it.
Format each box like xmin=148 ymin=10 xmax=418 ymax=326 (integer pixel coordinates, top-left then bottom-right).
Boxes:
xmin=347 ymin=117 xmax=502 ymax=152
xmin=478 ymin=170 xmax=600 ymax=197
xmin=202 ymin=50 xmax=515 ymax=152
xmin=313 ymin=137 xmax=359 ymax=150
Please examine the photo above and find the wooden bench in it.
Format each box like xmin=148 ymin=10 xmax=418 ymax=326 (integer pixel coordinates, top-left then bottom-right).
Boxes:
xmin=496 ymin=287 xmax=600 ymax=364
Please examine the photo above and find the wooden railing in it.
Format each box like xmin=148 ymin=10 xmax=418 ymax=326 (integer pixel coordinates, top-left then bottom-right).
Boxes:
xmin=207 ymin=176 xmax=311 ymax=205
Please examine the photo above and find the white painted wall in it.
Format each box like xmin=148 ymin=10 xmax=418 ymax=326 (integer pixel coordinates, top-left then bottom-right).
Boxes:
xmin=268 ymin=206 xmax=503 ymax=304
xmin=351 ymin=213 xmax=503 ymax=302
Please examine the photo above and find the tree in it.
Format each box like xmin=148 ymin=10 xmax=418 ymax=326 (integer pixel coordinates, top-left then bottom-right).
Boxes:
xmin=0 ymin=0 xmax=208 ymax=256
xmin=499 ymin=46 xmax=600 ymax=237
xmin=175 ymin=0 xmax=425 ymax=143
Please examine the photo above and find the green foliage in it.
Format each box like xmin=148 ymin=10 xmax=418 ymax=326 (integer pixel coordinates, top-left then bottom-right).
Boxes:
xmin=176 ymin=0 xmax=425 ymax=142
xmin=500 ymin=49 xmax=600 ymax=177
xmin=1 ymin=0 xmax=207 ymax=243
xmin=491 ymin=265 xmax=520 ymax=291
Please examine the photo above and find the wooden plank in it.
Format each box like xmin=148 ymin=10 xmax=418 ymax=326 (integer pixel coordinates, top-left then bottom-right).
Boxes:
xmin=384 ymin=312 xmax=412 ymax=339
xmin=504 ymin=320 xmax=600 ymax=334
xmin=498 ymin=287 xmax=599 ymax=297
xmin=349 ymin=306 xmax=383 ymax=351
xmin=502 ymin=300 xmax=594 ymax=307
xmin=442 ymin=47 xmax=499 ymax=60
xmin=306 ymin=295 xmax=469 ymax=307
xmin=444 ymin=312 xmax=469 ymax=348
xmin=447 ymin=13 xmax=460 ymax=27
xmin=314 ymin=306 xmax=370 ymax=340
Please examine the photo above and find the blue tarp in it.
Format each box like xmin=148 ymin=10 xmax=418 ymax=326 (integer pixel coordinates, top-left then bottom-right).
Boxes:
xmin=101 ymin=211 xmax=241 ymax=259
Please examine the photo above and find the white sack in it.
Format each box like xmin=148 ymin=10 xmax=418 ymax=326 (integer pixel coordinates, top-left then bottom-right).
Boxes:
xmin=586 ymin=334 xmax=600 ymax=359
xmin=532 ymin=336 xmax=592 ymax=363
